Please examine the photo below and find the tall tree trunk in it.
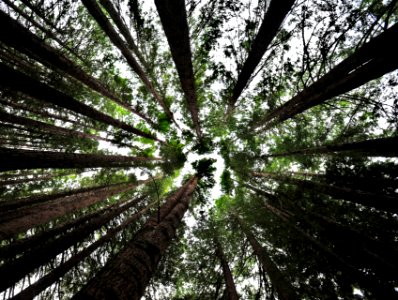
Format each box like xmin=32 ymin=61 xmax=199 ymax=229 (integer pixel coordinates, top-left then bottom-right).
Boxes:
xmin=11 ymin=201 xmax=157 ymax=300
xmin=0 ymin=181 xmax=142 ymax=239
xmin=232 ymin=213 xmax=298 ymax=300
xmin=72 ymin=176 xmax=199 ymax=300
xmin=228 ymin=0 xmax=295 ymax=109
xmin=252 ymin=171 xmax=398 ymax=213
xmin=0 ymin=195 xmax=147 ymax=292
xmin=155 ymin=0 xmax=202 ymax=139
xmin=98 ymin=0 xmax=148 ymax=69
xmin=260 ymin=136 xmax=398 ymax=158
xmin=81 ymin=0 xmax=178 ymax=127
xmin=254 ymin=23 xmax=398 ymax=131
xmin=0 ymin=148 xmax=161 ymax=171
xmin=0 ymin=62 xmax=162 ymax=142
xmin=0 ymin=173 xmax=58 ymax=187
xmin=214 ymin=236 xmax=239 ymax=300
xmin=0 ymin=10 xmax=155 ymax=126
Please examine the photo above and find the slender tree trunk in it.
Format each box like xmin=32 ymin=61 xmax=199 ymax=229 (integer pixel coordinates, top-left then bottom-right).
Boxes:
xmin=0 ymin=182 xmax=158 ymax=258
xmin=98 ymin=0 xmax=148 ymax=69
xmin=233 ymin=213 xmax=298 ymax=300
xmin=0 ymin=174 xmax=58 ymax=187
xmin=81 ymin=0 xmax=178 ymax=127
xmin=10 ymin=201 xmax=157 ymax=300
xmin=260 ymin=136 xmax=398 ymax=158
xmin=0 ymin=181 xmax=141 ymax=240
xmin=0 ymin=148 xmax=161 ymax=172
xmin=228 ymin=0 xmax=295 ymax=109
xmin=252 ymin=171 xmax=398 ymax=213
xmin=214 ymin=236 xmax=239 ymax=300
xmin=0 ymin=62 xmax=162 ymax=142
xmin=72 ymin=176 xmax=199 ymax=300
xmin=155 ymin=0 xmax=202 ymax=138
xmin=0 ymin=195 xmax=147 ymax=293
xmin=0 ymin=10 xmax=155 ymax=126
xmin=254 ymin=23 xmax=398 ymax=131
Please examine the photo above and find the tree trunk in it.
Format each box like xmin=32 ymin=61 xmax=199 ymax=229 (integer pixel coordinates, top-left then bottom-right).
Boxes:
xmin=214 ymin=236 xmax=239 ymax=300
xmin=254 ymin=23 xmax=398 ymax=131
xmin=0 ymin=195 xmax=147 ymax=293
xmin=98 ymin=0 xmax=148 ymax=69
xmin=10 ymin=201 xmax=157 ymax=300
xmin=0 ymin=173 xmax=58 ymax=187
xmin=260 ymin=136 xmax=398 ymax=158
xmin=0 ymin=10 xmax=154 ymax=126
xmin=155 ymin=0 xmax=202 ymax=139
xmin=228 ymin=0 xmax=295 ymax=108
xmin=72 ymin=176 xmax=199 ymax=300
xmin=0 ymin=147 xmax=161 ymax=172
xmin=0 ymin=181 xmax=141 ymax=239
xmin=0 ymin=62 xmax=162 ymax=142
xmin=233 ymin=213 xmax=298 ymax=300
xmin=81 ymin=0 xmax=178 ymax=127
xmin=252 ymin=171 xmax=398 ymax=213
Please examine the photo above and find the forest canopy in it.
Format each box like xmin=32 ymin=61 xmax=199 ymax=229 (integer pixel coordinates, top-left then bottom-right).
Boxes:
xmin=0 ymin=0 xmax=398 ymax=299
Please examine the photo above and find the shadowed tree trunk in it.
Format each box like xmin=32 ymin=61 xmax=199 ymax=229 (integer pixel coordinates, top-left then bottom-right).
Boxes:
xmin=232 ymin=212 xmax=298 ymax=300
xmin=254 ymin=22 xmax=398 ymax=131
xmin=155 ymin=0 xmax=203 ymax=139
xmin=0 ymin=195 xmax=147 ymax=293
xmin=214 ymin=236 xmax=239 ymax=300
xmin=0 ymin=62 xmax=162 ymax=142
xmin=10 ymin=201 xmax=157 ymax=300
xmin=98 ymin=0 xmax=148 ymax=69
xmin=260 ymin=136 xmax=398 ymax=158
xmin=0 ymin=148 xmax=161 ymax=171
xmin=0 ymin=173 xmax=58 ymax=187
xmin=72 ymin=176 xmax=199 ymax=300
xmin=0 ymin=181 xmax=143 ymax=239
xmin=0 ymin=10 xmax=155 ymax=126
xmin=81 ymin=0 xmax=178 ymax=127
xmin=228 ymin=0 xmax=295 ymax=109
xmin=252 ymin=171 xmax=398 ymax=213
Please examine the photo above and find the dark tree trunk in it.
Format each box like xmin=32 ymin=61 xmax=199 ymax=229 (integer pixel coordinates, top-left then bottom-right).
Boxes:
xmin=228 ymin=0 xmax=295 ymax=109
xmin=0 ymin=10 xmax=154 ymax=125
xmin=10 ymin=201 xmax=156 ymax=300
xmin=0 ymin=181 xmax=141 ymax=239
xmin=254 ymin=23 xmax=398 ymax=130
xmin=0 ymin=62 xmax=162 ymax=142
xmin=98 ymin=0 xmax=148 ymax=69
xmin=72 ymin=176 xmax=199 ymax=300
xmin=0 ymin=174 xmax=58 ymax=187
xmin=0 ymin=148 xmax=161 ymax=171
xmin=260 ymin=136 xmax=398 ymax=158
xmin=0 ymin=195 xmax=147 ymax=292
xmin=233 ymin=213 xmax=298 ymax=300
xmin=81 ymin=0 xmax=178 ymax=127
xmin=155 ymin=0 xmax=202 ymax=138
xmin=252 ymin=171 xmax=398 ymax=213
xmin=214 ymin=237 xmax=239 ymax=300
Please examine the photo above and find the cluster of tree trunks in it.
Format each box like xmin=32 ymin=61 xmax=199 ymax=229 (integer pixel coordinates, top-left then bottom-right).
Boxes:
xmin=72 ymin=176 xmax=198 ymax=299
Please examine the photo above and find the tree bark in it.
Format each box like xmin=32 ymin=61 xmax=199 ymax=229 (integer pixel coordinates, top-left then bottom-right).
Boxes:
xmin=0 ymin=62 xmax=162 ymax=142
xmin=228 ymin=0 xmax=295 ymax=109
xmin=10 ymin=201 xmax=157 ymax=300
xmin=252 ymin=171 xmax=398 ymax=214
xmin=155 ymin=0 xmax=202 ymax=139
xmin=260 ymin=136 xmax=398 ymax=158
xmin=0 ymin=181 xmax=141 ymax=240
xmin=0 ymin=195 xmax=147 ymax=293
xmin=0 ymin=10 xmax=154 ymax=126
xmin=233 ymin=213 xmax=298 ymax=300
xmin=214 ymin=236 xmax=239 ymax=300
xmin=72 ymin=176 xmax=199 ymax=300
xmin=0 ymin=148 xmax=161 ymax=171
xmin=254 ymin=22 xmax=398 ymax=131
xmin=81 ymin=0 xmax=178 ymax=127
